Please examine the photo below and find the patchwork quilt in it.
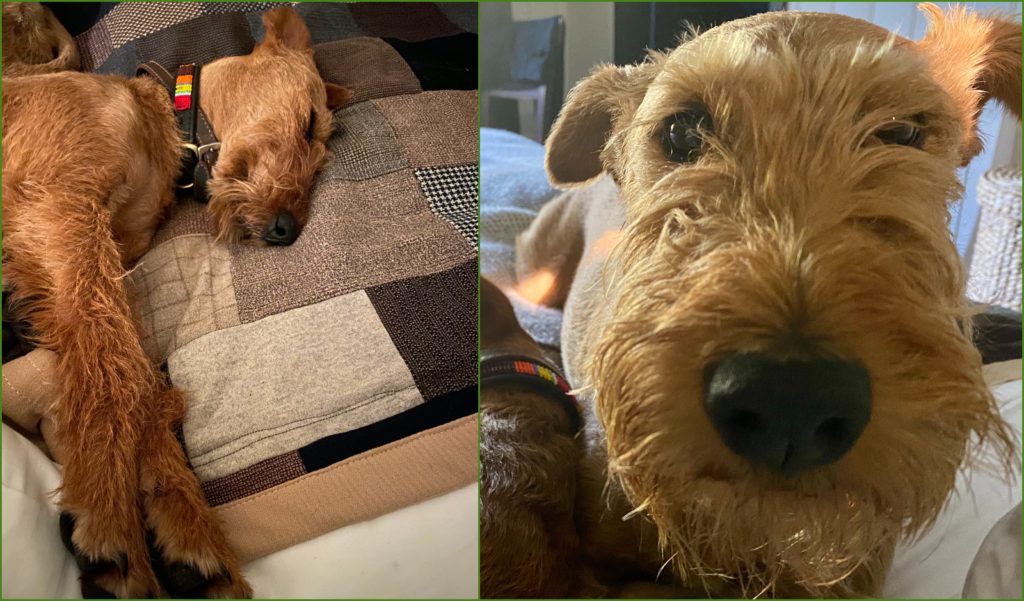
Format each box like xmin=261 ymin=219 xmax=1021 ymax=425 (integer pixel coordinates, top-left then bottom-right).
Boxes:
xmin=2 ymin=2 xmax=479 ymax=563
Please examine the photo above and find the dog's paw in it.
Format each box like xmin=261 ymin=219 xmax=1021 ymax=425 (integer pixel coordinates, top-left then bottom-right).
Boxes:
xmin=58 ymin=512 xmax=156 ymax=598
xmin=146 ymin=530 xmax=250 ymax=599
xmin=139 ymin=463 xmax=252 ymax=598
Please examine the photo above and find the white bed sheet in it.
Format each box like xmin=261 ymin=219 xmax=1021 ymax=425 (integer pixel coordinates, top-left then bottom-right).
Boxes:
xmin=1 ymin=426 xmax=478 ymax=599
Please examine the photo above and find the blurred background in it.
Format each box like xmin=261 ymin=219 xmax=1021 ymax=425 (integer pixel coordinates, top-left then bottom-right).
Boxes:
xmin=480 ymin=2 xmax=1022 ymax=308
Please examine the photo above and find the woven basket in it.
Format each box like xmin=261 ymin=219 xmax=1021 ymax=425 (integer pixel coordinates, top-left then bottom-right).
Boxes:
xmin=967 ymin=166 xmax=1022 ymax=311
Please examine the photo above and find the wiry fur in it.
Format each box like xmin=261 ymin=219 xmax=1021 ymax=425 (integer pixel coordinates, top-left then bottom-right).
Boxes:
xmin=2 ymin=7 xmax=349 ymax=598
xmin=1 ymin=3 xmax=79 ymax=76
xmin=499 ymin=5 xmax=1020 ymax=598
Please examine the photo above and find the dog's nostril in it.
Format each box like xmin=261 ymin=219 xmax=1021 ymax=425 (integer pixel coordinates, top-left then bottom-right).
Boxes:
xmin=703 ymin=353 xmax=871 ymax=475
xmin=262 ymin=211 xmax=299 ymax=246
xmin=814 ymin=417 xmax=850 ymax=448
xmin=728 ymin=410 xmax=762 ymax=433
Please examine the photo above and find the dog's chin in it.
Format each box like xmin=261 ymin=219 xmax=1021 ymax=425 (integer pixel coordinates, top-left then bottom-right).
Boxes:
xmin=636 ymin=471 xmax=904 ymax=597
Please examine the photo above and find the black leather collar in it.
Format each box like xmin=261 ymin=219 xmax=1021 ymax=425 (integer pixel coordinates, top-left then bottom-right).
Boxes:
xmin=480 ymin=355 xmax=582 ymax=433
xmin=137 ymin=61 xmax=220 ymax=203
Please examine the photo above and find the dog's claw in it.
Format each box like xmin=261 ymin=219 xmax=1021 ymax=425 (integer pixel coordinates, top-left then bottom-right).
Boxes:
xmin=159 ymin=561 xmax=212 ymax=597
xmin=60 ymin=511 xmax=131 ymax=596
xmin=80 ymin=577 xmax=117 ymax=599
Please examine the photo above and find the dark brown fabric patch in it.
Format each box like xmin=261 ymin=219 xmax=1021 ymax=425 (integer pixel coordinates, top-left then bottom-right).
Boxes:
xmin=348 ymin=3 xmax=463 ymax=42
xmin=151 ymin=200 xmax=218 ymax=246
xmin=314 ymin=37 xmax=422 ymax=104
xmin=202 ymin=451 xmax=306 ymax=507
xmin=229 ymin=169 xmax=475 ymax=324
xmin=366 ymin=260 xmax=478 ymax=400
xmin=149 ymin=197 xmax=217 ymax=244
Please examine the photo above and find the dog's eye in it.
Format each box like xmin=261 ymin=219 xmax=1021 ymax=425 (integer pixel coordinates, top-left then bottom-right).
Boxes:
xmin=661 ymin=105 xmax=713 ymax=163
xmin=305 ymin=108 xmax=316 ymax=141
xmin=875 ymin=115 xmax=925 ymax=148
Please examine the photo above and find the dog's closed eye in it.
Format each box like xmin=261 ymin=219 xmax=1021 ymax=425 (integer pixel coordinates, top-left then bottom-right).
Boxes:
xmin=661 ymin=104 xmax=714 ymax=163
xmin=873 ymin=114 xmax=925 ymax=149
xmin=305 ymin=108 xmax=316 ymax=141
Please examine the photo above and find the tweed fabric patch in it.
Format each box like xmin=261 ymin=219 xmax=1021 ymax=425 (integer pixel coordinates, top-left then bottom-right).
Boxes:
xmin=104 ymin=2 xmax=205 ymax=48
xmin=366 ymin=259 xmax=478 ymax=400
xmin=75 ymin=19 xmax=114 ymax=72
xmin=415 ymin=164 xmax=479 ymax=247
xmin=125 ymin=13 xmax=256 ymax=76
xmin=202 ymin=452 xmax=306 ymax=507
xmin=202 ymin=2 xmax=281 ymax=15
xmin=229 ymin=169 xmax=474 ymax=324
xmin=324 ymin=102 xmax=408 ymax=182
xmin=314 ymin=38 xmax=422 ymax=104
xmin=129 ymin=235 xmax=240 ymax=364
xmin=374 ymin=91 xmax=479 ymax=168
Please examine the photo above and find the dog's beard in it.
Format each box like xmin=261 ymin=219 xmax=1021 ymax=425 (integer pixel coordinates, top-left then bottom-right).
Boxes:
xmin=586 ymin=205 xmax=1015 ymax=597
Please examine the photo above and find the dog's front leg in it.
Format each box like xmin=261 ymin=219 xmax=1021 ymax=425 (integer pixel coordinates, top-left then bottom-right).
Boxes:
xmin=137 ymin=386 xmax=253 ymax=598
xmin=480 ymin=384 xmax=582 ymax=598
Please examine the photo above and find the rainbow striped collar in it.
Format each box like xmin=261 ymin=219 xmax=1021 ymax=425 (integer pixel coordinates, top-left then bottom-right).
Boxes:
xmin=480 ymin=355 xmax=581 ymax=433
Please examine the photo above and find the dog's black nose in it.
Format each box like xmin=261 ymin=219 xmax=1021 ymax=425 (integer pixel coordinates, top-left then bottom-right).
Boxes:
xmin=703 ymin=353 xmax=871 ymax=475
xmin=262 ymin=211 xmax=299 ymax=246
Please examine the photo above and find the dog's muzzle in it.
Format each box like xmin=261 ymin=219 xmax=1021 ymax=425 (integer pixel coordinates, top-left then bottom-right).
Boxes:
xmin=703 ymin=353 xmax=871 ymax=475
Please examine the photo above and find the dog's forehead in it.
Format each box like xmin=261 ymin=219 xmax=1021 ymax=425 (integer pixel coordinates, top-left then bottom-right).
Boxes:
xmin=686 ymin=11 xmax=905 ymax=55
xmin=658 ymin=11 xmax=923 ymax=81
xmin=640 ymin=10 xmax=940 ymax=121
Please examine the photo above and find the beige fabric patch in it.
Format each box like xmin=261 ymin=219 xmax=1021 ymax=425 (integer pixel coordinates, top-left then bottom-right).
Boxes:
xmin=215 ymin=414 xmax=478 ymax=562
xmin=129 ymin=234 xmax=239 ymax=363
xmin=373 ymin=91 xmax=479 ymax=168
xmin=983 ymin=359 xmax=1023 ymax=387
xmin=168 ymin=291 xmax=424 ymax=481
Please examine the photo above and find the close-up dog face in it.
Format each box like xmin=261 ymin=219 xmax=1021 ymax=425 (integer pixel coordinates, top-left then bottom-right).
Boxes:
xmin=202 ymin=7 xmax=351 ymax=245
xmin=546 ymin=6 xmax=1019 ymax=596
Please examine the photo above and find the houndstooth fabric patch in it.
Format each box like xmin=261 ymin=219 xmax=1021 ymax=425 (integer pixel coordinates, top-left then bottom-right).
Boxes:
xmin=415 ymin=165 xmax=479 ymax=249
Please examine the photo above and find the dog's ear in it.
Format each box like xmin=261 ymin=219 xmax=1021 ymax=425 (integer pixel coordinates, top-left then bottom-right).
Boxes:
xmin=260 ymin=6 xmax=312 ymax=51
xmin=325 ymin=83 xmax=353 ymax=110
xmin=546 ymin=63 xmax=655 ymax=188
xmin=916 ymin=3 xmax=1021 ymax=164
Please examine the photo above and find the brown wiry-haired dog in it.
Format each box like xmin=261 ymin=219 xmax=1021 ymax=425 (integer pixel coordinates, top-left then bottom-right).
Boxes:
xmin=483 ymin=4 xmax=1021 ymax=598
xmin=2 ymin=6 xmax=350 ymax=598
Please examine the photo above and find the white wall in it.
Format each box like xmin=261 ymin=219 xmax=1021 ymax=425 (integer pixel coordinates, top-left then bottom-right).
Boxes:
xmin=510 ymin=2 xmax=615 ymax=103
xmin=789 ymin=2 xmax=1023 ymax=257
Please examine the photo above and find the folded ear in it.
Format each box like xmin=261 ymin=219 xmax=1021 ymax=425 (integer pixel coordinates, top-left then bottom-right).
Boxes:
xmin=916 ymin=3 xmax=1021 ymax=164
xmin=260 ymin=6 xmax=311 ymax=51
xmin=325 ymin=83 xmax=353 ymax=110
xmin=545 ymin=62 xmax=657 ymax=188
